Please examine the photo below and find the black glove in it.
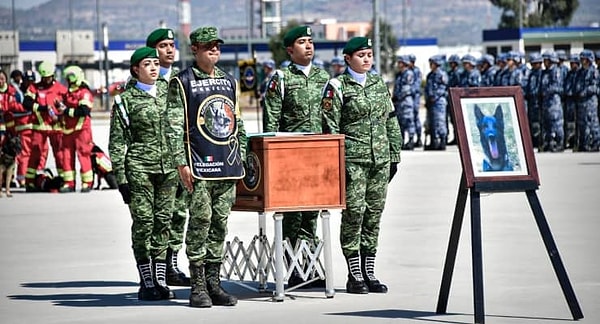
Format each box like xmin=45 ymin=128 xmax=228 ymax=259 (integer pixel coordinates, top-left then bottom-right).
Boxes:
xmin=37 ymin=105 xmax=48 ymax=112
xmin=388 ymin=162 xmax=399 ymax=183
xmin=118 ymin=184 xmax=131 ymax=204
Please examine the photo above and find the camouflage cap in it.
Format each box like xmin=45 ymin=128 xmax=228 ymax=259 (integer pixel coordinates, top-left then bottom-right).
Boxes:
xmin=130 ymin=46 xmax=159 ymax=66
xmin=283 ymin=26 xmax=312 ymax=47
xmin=343 ymin=37 xmax=372 ymax=55
xmin=146 ymin=28 xmax=175 ymax=47
xmin=189 ymin=26 xmax=224 ymax=44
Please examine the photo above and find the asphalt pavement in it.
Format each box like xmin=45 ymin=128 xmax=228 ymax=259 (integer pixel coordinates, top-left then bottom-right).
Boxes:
xmin=1 ymin=108 xmax=599 ymax=324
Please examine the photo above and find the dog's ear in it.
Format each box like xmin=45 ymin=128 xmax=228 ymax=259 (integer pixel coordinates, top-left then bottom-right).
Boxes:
xmin=474 ymin=105 xmax=484 ymax=121
xmin=494 ymin=105 xmax=504 ymax=128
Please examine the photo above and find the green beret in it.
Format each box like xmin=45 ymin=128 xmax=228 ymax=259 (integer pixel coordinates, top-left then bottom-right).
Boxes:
xmin=146 ymin=28 xmax=175 ymax=47
xmin=189 ymin=26 xmax=224 ymax=44
xmin=283 ymin=26 xmax=312 ymax=47
xmin=343 ymin=37 xmax=372 ymax=55
xmin=130 ymin=46 xmax=158 ymax=66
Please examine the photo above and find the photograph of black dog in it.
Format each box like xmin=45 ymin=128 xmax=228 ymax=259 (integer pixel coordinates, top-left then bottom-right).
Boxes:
xmin=0 ymin=134 xmax=22 ymax=197
xmin=474 ymin=104 xmax=514 ymax=172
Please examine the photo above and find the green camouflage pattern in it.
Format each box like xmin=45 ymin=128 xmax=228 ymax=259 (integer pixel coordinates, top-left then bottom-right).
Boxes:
xmin=322 ymin=72 xmax=402 ymax=164
xmin=108 ymin=83 xmax=178 ymax=262
xmin=108 ymin=85 xmax=174 ymax=185
xmin=170 ymin=188 xmax=189 ymax=250
xmin=184 ymin=180 xmax=237 ymax=264
xmin=164 ymin=65 xmax=246 ymax=264
xmin=263 ymin=64 xmax=329 ymax=246
xmin=128 ymin=170 xmax=178 ymax=261
xmin=263 ymin=64 xmax=330 ymax=133
xmin=321 ymin=72 xmax=402 ymax=256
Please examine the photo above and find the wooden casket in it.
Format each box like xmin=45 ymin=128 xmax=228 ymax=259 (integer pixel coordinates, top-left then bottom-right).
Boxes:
xmin=233 ymin=134 xmax=346 ymax=212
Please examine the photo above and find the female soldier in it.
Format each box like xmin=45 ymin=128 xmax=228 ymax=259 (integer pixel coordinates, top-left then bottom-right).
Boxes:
xmin=321 ymin=37 xmax=402 ymax=294
xmin=60 ymin=65 xmax=94 ymax=192
xmin=108 ymin=47 xmax=178 ymax=301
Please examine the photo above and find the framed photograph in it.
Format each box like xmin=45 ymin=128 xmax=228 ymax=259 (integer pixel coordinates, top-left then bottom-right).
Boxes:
xmin=449 ymin=86 xmax=540 ymax=189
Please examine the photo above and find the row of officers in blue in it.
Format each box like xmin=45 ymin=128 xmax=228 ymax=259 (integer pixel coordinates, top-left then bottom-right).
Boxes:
xmin=393 ymin=49 xmax=600 ymax=152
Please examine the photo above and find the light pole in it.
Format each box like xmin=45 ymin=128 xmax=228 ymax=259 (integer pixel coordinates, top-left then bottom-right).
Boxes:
xmin=373 ymin=0 xmax=381 ymax=74
xmin=102 ymin=22 xmax=110 ymax=111
xmin=96 ymin=0 xmax=103 ymax=109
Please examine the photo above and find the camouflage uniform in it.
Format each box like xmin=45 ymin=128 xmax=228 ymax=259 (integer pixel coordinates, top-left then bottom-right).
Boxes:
xmin=108 ymin=78 xmax=177 ymax=264
xmin=409 ymin=55 xmax=422 ymax=146
xmin=424 ymin=55 xmax=449 ymax=150
xmin=164 ymin=65 xmax=246 ymax=266
xmin=321 ymin=71 xmax=401 ymax=257
xmin=574 ymin=50 xmax=600 ymax=151
xmin=563 ymin=55 xmax=580 ymax=149
xmin=525 ymin=53 xmax=544 ymax=149
xmin=540 ymin=52 xmax=564 ymax=151
xmin=392 ymin=56 xmax=415 ymax=149
xmin=459 ymin=54 xmax=480 ymax=88
xmin=263 ymin=63 xmax=330 ymax=247
xmin=479 ymin=55 xmax=497 ymax=87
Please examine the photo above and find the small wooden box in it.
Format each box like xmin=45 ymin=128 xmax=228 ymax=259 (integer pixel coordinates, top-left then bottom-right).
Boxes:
xmin=233 ymin=134 xmax=346 ymax=212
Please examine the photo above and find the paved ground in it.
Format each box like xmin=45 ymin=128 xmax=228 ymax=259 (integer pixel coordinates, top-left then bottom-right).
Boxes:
xmin=1 ymin=109 xmax=599 ymax=324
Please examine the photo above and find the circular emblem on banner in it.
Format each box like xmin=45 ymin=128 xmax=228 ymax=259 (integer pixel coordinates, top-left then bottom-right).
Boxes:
xmin=242 ymin=65 xmax=256 ymax=90
xmin=242 ymin=152 xmax=261 ymax=191
xmin=197 ymin=95 xmax=235 ymax=140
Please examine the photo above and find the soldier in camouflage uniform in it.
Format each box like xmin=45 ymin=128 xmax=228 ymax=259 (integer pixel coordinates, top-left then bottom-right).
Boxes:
xmin=408 ymin=54 xmax=423 ymax=147
xmin=459 ymin=54 xmax=481 ymax=88
xmin=145 ymin=28 xmax=190 ymax=287
xmin=574 ymin=50 xmax=600 ymax=152
xmin=263 ymin=25 xmax=331 ymax=288
xmin=392 ymin=55 xmax=415 ymax=150
xmin=164 ymin=26 xmax=246 ymax=308
xmin=446 ymin=54 xmax=461 ymax=146
xmin=563 ymin=54 xmax=580 ymax=149
xmin=525 ymin=53 xmax=544 ymax=149
xmin=424 ymin=55 xmax=449 ymax=150
xmin=478 ymin=54 xmax=497 ymax=87
xmin=540 ymin=50 xmax=564 ymax=152
xmin=321 ymin=37 xmax=402 ymax=294
xmin=108 ymin=47 xmax=177 ymax=301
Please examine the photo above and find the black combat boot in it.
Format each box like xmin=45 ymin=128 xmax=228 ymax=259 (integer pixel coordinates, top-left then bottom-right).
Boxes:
xmin=415 ymin=135 xmax=423 ymax=148
xmin=166 ymin=248 xmax=190 ymax=286
xmin=402 ymin=137 xmax=415 ymax=150
xmin=345 ymin=253 xmax=368 ymax=294
xmin=205 ymin=263 xmax=237 ymax=306
xmin=154 ymin=260 xmax=176 ymax=299
xmin=189 ymin=263 xmax=212 ymax=308
xmin=136 ymin=261 xmax=161 ymax=301
xmin=361 ymin=253 xmax=388 ymax=293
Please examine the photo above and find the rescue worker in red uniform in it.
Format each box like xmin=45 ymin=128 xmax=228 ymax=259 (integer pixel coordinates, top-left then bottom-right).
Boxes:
xmin=22 ymin=61 xmax=67 ymax=191
xmin=0 ymin=70 xmax=23 ymax=140
xmin=60 ymin=65 xmax=94 ymax=192
xmin=13 ymin=71 xmax=36 ymax=186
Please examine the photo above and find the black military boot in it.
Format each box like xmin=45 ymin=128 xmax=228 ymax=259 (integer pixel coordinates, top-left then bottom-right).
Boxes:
xmin=153 ymin=260 xmax=176 ymax=299
xmin=189 ymin=263 xmax=212 ymax=308
xmin=205 ymin=263 xmax=237 ymax=306
xmin=166 ymin=248 xmax=190 ymax=286
xmin=345 ymin=253 xmax=368 ymax=294
xmin=361 ymin=253 xmax=388 ymax=293
xmin=415 ymin=135 xmax=423 ymax=148
xmin=402 ymin=137 xmax=415 ymax=150
xmin=136 ymin=261 xmax=161 ymax=301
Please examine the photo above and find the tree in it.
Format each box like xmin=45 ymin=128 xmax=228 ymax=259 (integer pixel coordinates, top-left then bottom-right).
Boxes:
xmin=490 ymin=0 xmax=579 ymax=28
xmin=366 ymin=19 xmax=399 ymax=76
xmin=268 ymin=21 xmax=301 ymax=67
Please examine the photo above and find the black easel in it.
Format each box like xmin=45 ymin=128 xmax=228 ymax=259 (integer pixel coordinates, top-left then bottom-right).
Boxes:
xmin=435 ymin=174 xmax=584 ymax=324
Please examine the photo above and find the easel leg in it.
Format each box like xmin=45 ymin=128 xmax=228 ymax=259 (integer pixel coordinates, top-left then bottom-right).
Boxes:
xmin=525 ymin=190 xmax=584 ymax=320
xmin=321 ymin=210 xmax=335 ymax=298
xmin=272 ymin=212 xmax=285 ymax=301
xmin=258 ymin=212 xmax=268 ymax=292
xmin=470 ymin=190 xmax=485 ymax=324
xmin=436 ymin=175 xmax=469 ymax=314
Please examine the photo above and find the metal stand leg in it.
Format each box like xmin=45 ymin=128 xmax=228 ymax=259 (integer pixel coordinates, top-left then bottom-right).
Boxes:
xmin=321 ymin=210 xmax=335 ymax=298
xmin=273 ymin=212 xmax=285 ymax=301
xmin=258 ymin=212 xmax=268 ymax=292
xmin=470 ymin=190 xmax=485 ymax=324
